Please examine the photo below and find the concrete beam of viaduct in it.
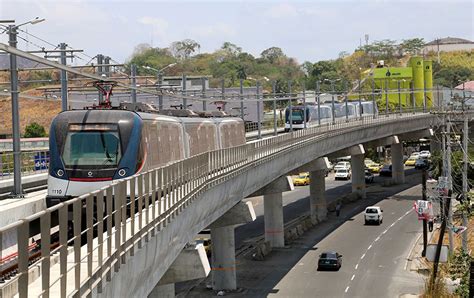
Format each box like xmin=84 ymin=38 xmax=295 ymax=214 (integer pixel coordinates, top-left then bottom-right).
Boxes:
xmin=149 ymin=244 xmax=210 ymax=298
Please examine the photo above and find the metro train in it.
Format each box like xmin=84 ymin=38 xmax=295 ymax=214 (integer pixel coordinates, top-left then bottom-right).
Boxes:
xmin=46 ymin=104 xmax=246 ymax=206
xmin=284 ymin=101 xmax=378 ymax=131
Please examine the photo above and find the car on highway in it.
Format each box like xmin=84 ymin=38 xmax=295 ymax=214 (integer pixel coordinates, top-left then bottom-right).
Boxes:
xmin=404 ymin=157 xmax=417 ymax=167
xmin=334 ymin=161 xmax=351 ymax=171
xmin=366 ymin=162 xmax=382 ymax=173
xmin=379 ymin=164 xmax=392 ymax=176
xmin=415 ymin=158 xmax=429 ymax=169
xmin=317 ymin=251 xmax=342 ymax=271
xmin=335 ymin=169 xmax=351 ymax=180
xmin=293 ymin=172 xmax=310 ymax=186
xmin=419 ymin=150 xmax=431 ymax=158
xmin=364 ymin=206 xmax=383 ymax=225
xmin=364 ymin=169 xmax=374 ymax=183
xmin=410 ymin=152 xmax=420 ymax=159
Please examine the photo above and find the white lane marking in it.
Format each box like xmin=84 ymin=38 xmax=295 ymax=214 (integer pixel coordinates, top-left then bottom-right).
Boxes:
xmin=390 ymin=223 xmax=395 ymax=227
xmin=351 ymin=274 xmax=355 ymax=281
xmin=361 ymin=253 xmax=366 ymax=260
xmin=355 ymin=264 xmax=359 ymax=270
xmin=382 ymin=229 xmax=387 ymax=234
xmin=368 ymin=244 xmax=372 ymax=250
xmin=345 ymin=286 xmax=350 ymax=293
xmin=375 ymin=236 xmax=380 ymax=242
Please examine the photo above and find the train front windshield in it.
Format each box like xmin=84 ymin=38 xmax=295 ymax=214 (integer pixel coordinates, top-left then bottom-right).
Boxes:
xmin=62 ymin=125 xmax=122 ymax=169
xmin=285 ymin=108 xmax=307 ymax=122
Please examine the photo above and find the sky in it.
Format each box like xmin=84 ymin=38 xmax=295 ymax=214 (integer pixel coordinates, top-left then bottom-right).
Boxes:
xmin=0 ymin=0 xmax=473 ymax=65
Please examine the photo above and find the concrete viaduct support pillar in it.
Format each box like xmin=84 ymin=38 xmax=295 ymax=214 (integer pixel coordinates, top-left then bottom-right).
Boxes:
xmin=351 ymin=154 xmax=366 ymax=199
xmin=330 ymin=145 xmax=366 ymax=199
xmin=209 ymin=201 xmax=255 ymax=291
xmin=309 ymin=169 xmax=327 ymax=223
xmin=288 ymin=158 xmax=329 ymax=225
xmin=264 ymin=193 xmax=284 ymax=248
xmin=391 ymin=142 xmax=405 ymax=184
xmin=211 ymin=226 xmax=236 ymax=290
xmin=250 ymin=176 xmax=293 ymax=248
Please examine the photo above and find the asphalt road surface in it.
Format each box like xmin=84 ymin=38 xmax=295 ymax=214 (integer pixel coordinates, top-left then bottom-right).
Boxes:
xmin=268 ymin=185 xmax=424 ymax=297
xmin=179 ymin=168 xmax=425 ymax=297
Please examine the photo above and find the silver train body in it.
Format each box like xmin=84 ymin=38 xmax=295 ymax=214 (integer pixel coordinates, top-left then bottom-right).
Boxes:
xmin=46 ymin=109 xmax=245 ymax=206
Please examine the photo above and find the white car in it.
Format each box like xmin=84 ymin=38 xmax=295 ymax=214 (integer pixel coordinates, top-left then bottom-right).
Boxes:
xmin=335 ymin=169 xmax=351 ymax=180
xmin=410 ymin=152 xmax=420 ymax=159
xmin=419 ymin=150 xmax=431 ymax=158
xmin=364 ymin=206 xmax=383 ymax=225
xmin=334 ymin=161 xmax=351 ymax=171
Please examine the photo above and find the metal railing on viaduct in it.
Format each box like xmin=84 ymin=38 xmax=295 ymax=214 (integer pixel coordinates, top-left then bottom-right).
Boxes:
xmin=0 ymin=111 xmax=445 ymax=297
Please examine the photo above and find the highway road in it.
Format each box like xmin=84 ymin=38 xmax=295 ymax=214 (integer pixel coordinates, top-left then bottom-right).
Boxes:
xmin=268 ymin=185 xmax=424 ymax=297
xmin=179 ymin=168 xmax=425 ymax=297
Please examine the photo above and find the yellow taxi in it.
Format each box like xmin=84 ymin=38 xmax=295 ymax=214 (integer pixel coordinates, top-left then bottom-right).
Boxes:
xmin=366 ymin=163 xmax=382 ymax=173
xmin=405 ymin=157 xmax=417 ymax=166
xmin=293 ymin=172 xmax=310 ymax=186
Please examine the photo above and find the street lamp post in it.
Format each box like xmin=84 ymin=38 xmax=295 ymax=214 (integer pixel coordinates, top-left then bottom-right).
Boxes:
xmin=4 ymin=17 xmax=45 ymax=197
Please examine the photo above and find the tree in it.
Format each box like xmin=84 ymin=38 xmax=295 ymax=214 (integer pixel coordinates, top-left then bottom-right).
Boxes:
xmin=400 ymin=38 xmax=425 ymax=55
xmin=221 ymin=42 xmax=242 ymax=57
xmin=170 ymin=39 xmax=201 ymax=60
xmin=24 ymin=122 xmax=46 ymax=138
xmin=261 ymin=47 xmax=285 ymax=63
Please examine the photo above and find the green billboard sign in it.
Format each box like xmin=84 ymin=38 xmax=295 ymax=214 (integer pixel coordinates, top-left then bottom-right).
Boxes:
xmin=372 ymin=67 xmax=413 ymax=79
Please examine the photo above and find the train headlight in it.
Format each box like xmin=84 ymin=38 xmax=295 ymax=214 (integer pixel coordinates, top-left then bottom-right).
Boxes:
xmin=56 ymin=169 xmax=64 ymax=177
xmin=118 ymin=168 xmax=127 ymax=177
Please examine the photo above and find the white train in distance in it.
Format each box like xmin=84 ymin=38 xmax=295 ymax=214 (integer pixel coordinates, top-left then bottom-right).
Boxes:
xmin=285 ymin=101 xmax=378 ymax=131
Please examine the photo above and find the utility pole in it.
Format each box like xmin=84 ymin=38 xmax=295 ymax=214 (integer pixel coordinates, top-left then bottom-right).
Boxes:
xmin=288 ymin=80 xmax=293 ymax=132
xmin=344 ymin=80 xmax=348 ymax=122
xmin=272 ymin=80 xmax=277 ymax=136
xmin=59 ymin=43 xmax=68 ymax=111
xmin=97 ymin=54 xmax=104 ymax=103
xmin=240 ymin=79 xmax=244 ymax=120
xmin=317 ymin=81 xmax=321 ymax=125
xmin=302 ymin=81 xmax=307 ymax=129
xmin=31 ymin=44 xmax=82 ymax=110
xmin=447 ymin=119 xmax=454 ymax=254
xmin=221 ymin=79 xmax=225 ymax=112
xmin=422 ymin=168 xmax=428 ymax=256
xmin=201 ymin=77 xmax=207 ymax=111
xmin=157 ymin=73 xmax=164 ymax=110
xmin=131 ymin=64 xmax=137 ymax=104
xmin=462 ymin=104 xmax=469 ymax=251
xmin=182 ymin=74 xmax=187 ymax=108
xmin=8 ymin=25 xmax=22 ymax=197
xmin=256 ymin=81 xmax=261 ymax=139
xmin=371 ymin=78 xmax=376 ymax=119
xmin=104 ymin=56 xmax=111 ymax=77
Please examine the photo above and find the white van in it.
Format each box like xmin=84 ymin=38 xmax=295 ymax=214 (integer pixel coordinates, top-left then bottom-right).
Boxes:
xmin=364 ymin=206 xmax=383 ymax=225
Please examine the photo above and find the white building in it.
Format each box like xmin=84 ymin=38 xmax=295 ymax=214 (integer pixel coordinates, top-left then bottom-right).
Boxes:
xmin=423 ymin=37 xmax=474 ymax=54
